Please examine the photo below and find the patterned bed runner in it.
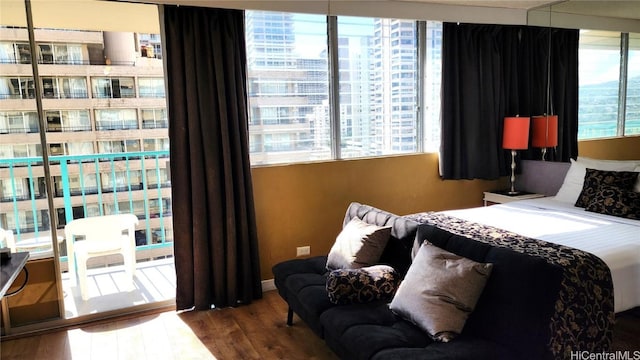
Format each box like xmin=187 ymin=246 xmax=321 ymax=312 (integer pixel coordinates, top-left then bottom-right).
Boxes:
xmin=405 ymin=212 xmax=614 ymax=358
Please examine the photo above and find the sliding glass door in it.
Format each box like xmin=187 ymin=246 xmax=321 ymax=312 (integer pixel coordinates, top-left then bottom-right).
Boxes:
xmin=0 ymin=0 xmax=174 ymax=332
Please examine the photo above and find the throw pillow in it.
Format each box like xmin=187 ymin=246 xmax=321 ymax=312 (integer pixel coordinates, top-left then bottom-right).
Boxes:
xmin=326 ymin=217 xmax=392 ymax=270
xmin=585 ymin=186 xmax=640 ymax=220
xmin=574 ymin=169 xmax=639 ymax=208
xmin=389 ymin=241 xmax=493 ymax=343
xmin=555 ymin=158 xmax=640 ymax=204
xmin=326 ymin=265 xmax=400 ymax=305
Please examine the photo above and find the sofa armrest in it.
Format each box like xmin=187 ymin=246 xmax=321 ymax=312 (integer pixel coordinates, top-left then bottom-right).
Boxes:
xmin=272 ymin=255 xmax=327 ymax=299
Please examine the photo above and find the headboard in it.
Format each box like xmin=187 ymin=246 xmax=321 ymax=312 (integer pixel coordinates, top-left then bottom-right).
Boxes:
xmin=518 ymin=160 xmax=570 ymax=196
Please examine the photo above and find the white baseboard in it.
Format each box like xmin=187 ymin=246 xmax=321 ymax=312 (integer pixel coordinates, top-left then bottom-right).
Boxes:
xmin=261 ymin=278 xmax=276 ymax=292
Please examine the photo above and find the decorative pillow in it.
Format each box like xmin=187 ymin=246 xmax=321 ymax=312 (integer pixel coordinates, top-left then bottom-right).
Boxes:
xmin=585 ymin=186 xmax=640 ymax=220
xmin=555 ymin=158 xmax=639 ymax=204
xmin=389 ymin=241 xmax=493 ymax=343
xmin=574 ymin=169 xmax=638 ymax=208
xmin=326 ymin=217 xmax=392 ymax=270
xmin=326 ymin=265 xmax=400 ymax=305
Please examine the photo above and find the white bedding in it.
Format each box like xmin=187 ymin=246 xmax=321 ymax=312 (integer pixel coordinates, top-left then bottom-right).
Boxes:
xmin=441 ymin=197 xmax=640 ymax=313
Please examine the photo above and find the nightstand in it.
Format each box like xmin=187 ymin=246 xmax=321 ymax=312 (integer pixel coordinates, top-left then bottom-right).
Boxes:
xmin=483 ymin=191 xmax=545 ymax=206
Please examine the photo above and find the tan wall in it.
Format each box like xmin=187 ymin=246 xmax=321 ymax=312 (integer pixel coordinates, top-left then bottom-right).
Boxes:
xmin=253 ymin=135 xmax=640 ymax=280
xmin=579 ymin=136 xmax=640 ymax=160
xmin=252 ymin=153 xmax=504 ymax=280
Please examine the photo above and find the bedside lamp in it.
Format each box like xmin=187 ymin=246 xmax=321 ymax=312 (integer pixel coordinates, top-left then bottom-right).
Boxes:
xmin=532 ymin=115 xmax=558 ymax=161
xmin=502 ymin=116 xmax=530 ymax=195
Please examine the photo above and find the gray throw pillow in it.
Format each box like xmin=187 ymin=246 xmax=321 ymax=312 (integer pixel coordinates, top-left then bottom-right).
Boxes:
xmin=389 ymin=241 xmax=493 ymax=342
xmin=326 ymin=217 xmax=391 ymax=270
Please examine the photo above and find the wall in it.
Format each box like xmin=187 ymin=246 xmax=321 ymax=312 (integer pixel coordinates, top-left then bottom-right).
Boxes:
xmin=252 ymin=153 xmax=504 ymax=279
xmin=579 ymin=136 xmax=640 ymax=160
xmin=253 ymin=135 xmax=640 ymax=280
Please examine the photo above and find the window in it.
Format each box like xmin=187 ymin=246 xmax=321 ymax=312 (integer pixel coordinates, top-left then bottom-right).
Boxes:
xmin=625 ymin=33 xmax=640 ymax=135
xmin=91 ymin=77 xmax=135 ymax=98
xmin=337 ymin=17 xmax=419 ymax=158
xmin=0 ymin=77 xmax=35 ymax=99
xmin=138 ymin=78 xmax=165 ymax=98
xmin=141 ymin=108 xmax=168 ymax=128
xmin=578 ymin=31 xmax=638 ymax=139
xmin=0 ymin=111 xmax=39 ymax=134
xmin=245 ymin=11 xmax=442 ymax=165
xmin=40 ymin=77 xmax=88 ymax=99
xmin=95 ymin=109 xmax=138 ymax=130
xmin=246 ymin=12 xmax=331 ymax=165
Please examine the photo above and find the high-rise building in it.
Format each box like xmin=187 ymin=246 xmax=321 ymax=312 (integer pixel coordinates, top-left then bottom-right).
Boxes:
xmin=0 ymin=27 xmax=172 ymax=266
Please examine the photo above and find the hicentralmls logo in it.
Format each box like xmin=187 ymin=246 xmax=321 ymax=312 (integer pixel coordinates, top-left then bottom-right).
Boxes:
xmin=571 ymin=351 xmax=640 ymax=360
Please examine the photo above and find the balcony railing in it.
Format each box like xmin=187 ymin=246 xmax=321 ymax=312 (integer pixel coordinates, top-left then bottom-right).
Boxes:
xmin=0 ymin=150 xmax=172 ymax=262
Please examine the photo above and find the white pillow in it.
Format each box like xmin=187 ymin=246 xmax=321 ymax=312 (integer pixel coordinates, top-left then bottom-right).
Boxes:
xmin=326 ymin=218 xmax=391 ymax=270
xmin=576 ymin=156 xmax=640 ymax=170
xmin=554 ymin=157 xmax=640 ymax=204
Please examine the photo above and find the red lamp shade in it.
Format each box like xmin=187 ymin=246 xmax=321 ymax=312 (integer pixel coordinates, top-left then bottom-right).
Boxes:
xmin=532 ymin=115 xmax=558 ymax=148
xmin=502 ymin=116 xmax=530 ymax=150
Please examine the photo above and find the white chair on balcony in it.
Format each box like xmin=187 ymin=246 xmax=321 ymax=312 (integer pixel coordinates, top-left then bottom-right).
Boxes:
xmin=64 ymin=213 xmax=139 ymax=301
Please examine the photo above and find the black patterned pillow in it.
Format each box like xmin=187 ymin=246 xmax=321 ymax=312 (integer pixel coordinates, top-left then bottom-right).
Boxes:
xmin=575 ymin=169 xmax=639 ymax=208
xmin=326 ymin=265 xmax=400 ymax=305
xmin=585 ymin=186 xmax=640 ymax=220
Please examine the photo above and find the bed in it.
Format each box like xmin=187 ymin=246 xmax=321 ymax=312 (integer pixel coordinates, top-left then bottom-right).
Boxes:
xmin=439 ymin=197 xmax=640 ymax=313
xmin=417 ymin=158 xmax=640 ymax=314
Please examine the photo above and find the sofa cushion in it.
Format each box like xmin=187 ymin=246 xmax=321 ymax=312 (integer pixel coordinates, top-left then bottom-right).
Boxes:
xmin=326 ymin=217 xmax=392 ymax=270
xmin=320 ymin=302 xmax=431 ymax=360
xmin=326 ymin=265 xmax=400 ymax=305
xmin=389 ymin=241 xmax=493 ymax=342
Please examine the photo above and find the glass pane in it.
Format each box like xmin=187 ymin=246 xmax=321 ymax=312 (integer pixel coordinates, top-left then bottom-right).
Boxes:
xmin=3 ymin=3 xmax=174 ymax=322
xmin=423 ymin=22 xmax=443 ymax=153
xmin=338 ymin=17 xmax=419 ymax=158
xmin=0 ymin=20 xmax=53 ymax=266
xmin=625 ymin=33 xmax=640 ymax=135
xmin=245 ymin=11 xmax=330 ymax=165
xmin=578 ymin=30 xmax=621 ymax=139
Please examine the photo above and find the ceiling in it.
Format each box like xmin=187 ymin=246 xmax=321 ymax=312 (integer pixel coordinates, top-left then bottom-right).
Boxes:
xmin=393 ymin=0 xmax=640 ymax=20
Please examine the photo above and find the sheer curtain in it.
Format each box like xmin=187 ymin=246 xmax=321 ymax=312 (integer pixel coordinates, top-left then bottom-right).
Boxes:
xmin=163 ymin=5 xmax=262 ymax=310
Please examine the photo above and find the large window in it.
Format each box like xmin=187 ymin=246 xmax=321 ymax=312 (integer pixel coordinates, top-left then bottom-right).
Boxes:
xmin=245 ymin=11 xmax=442 ymax=165
xmin=579 ymin=30 xmax=639 ymax=139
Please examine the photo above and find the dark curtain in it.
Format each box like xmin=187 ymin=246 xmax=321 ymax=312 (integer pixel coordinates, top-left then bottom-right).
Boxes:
xmin=163 ymin=6 xmax=262 ymax=310
xmin=440 ymin=23 xmax=578 ymax=180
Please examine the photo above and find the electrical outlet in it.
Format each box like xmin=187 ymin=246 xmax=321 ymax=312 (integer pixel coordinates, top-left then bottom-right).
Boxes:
xmin=296 ymin=246 xmax=311 ymax=257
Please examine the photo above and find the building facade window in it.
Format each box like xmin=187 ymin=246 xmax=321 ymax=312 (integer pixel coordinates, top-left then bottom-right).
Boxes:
xmin=0 ymin=76 xmax=35 ymax=99
xmin=91 ymin=77 xmax=135 ymax=98
xmin=41 ymin=77 xmax=88 ymax=99
xmin=138 ymin=77 xmax=165 ymax=98
xmin=578 ymin=30 xmax=639 ymax=139
xmin=95 ymin=109 xmax=138 ymax=130
xmin=141 ymin=108 xmax=168 ymax=129
xmin=0 ymin=111 xmax=39 ymax=134
xmin=38 ymin=43 xmax=83 ymax=64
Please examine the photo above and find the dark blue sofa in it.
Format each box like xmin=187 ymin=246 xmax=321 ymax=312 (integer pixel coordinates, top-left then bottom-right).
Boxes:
xmin=272 ymin=202 xmax=610 ymax=360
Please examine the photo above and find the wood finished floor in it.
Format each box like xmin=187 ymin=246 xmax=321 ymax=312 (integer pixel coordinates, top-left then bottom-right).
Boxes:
xmin=0 ymin=291 xmax=337 ymax=360
xmin=1 ymin=291 xmax=638 ymax=359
